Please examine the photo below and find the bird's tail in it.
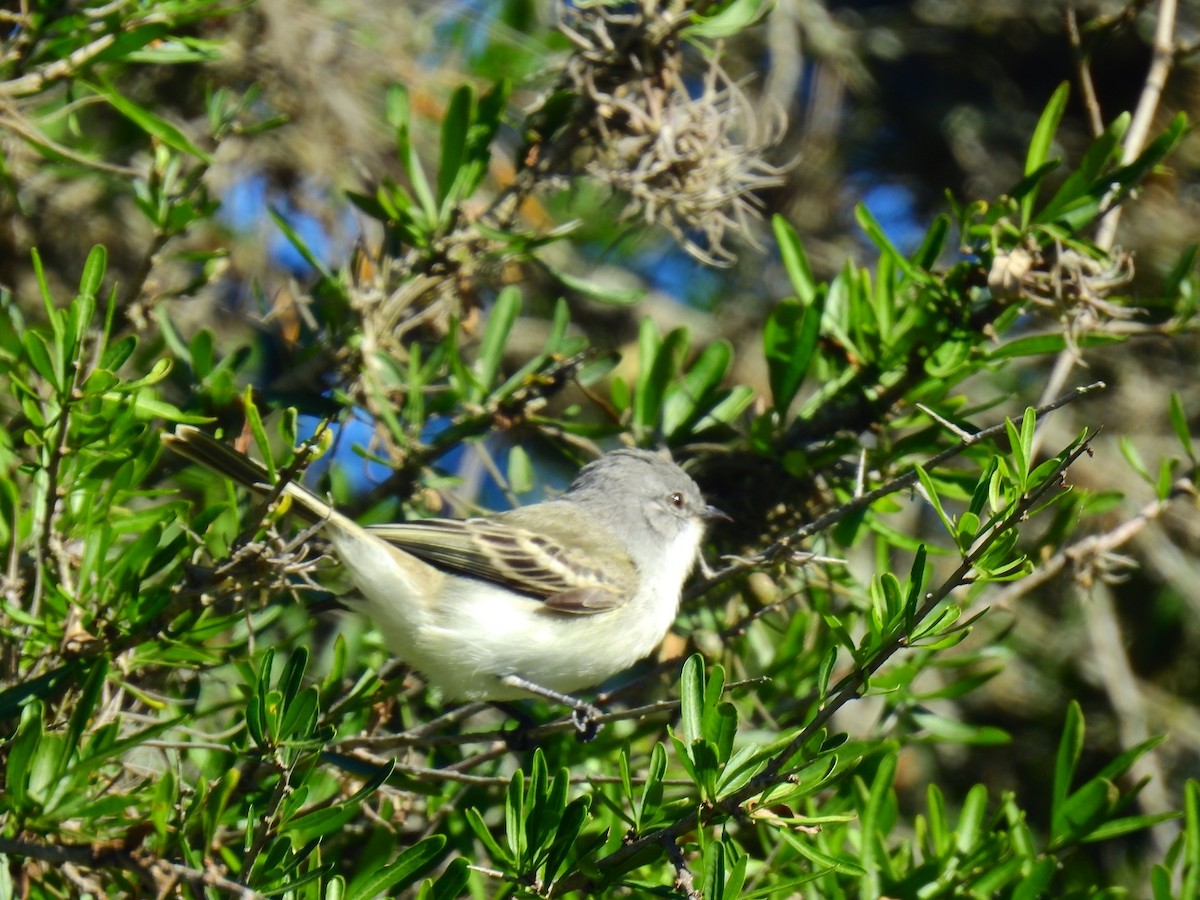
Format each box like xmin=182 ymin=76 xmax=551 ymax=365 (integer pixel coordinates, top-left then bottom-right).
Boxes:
xmin=162 ymin=425 xmax=334 ymax=523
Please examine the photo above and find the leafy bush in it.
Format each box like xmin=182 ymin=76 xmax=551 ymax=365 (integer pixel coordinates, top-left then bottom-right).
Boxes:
xmin=1 ymin=1 xmax=1198 ymax=897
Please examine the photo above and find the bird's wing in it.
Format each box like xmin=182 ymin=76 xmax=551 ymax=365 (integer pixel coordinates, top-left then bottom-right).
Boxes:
xmin=366 ymin=507 xmax=636 ymax=614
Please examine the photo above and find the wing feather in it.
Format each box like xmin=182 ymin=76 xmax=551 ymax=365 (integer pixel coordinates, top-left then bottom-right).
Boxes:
xmin=366 ymin=504 xmax=636 ymax=613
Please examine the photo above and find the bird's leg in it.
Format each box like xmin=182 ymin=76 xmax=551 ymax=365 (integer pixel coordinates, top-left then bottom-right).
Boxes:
xmin=499 ymin=674 xmax=604 ymax=742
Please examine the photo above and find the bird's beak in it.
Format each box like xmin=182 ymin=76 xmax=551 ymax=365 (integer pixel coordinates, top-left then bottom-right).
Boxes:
xmin=702 ymin=504 xmax=732 ymax=522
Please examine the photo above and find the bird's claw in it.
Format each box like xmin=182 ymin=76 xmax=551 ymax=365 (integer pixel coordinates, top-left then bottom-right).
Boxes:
xmin=571 ymin=703 xmax=603 ymax=742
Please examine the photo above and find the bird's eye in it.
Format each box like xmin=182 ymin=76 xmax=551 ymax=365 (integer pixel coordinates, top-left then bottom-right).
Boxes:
xmin=668 ymin=491 xmax=685 ymax=509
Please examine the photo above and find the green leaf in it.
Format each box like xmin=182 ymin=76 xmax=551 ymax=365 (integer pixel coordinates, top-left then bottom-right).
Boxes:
xmin=1052 ymin=701 xmax=1085 ymax=833
xmin=1170 ymin=391 xmax=1195 ymax=460
xmin=88 ymin=79 xmax=213 ymax=163
xmin=969 ymin=857 xmax=1025 ymax=896
xmin=912 ymin=215 xmax=950 ymax=269
xmin=127 ymin=392 xmax=212 ymax=423
xmin=6 ymin=701 xmax=44 ymax=809
xmin=22 ymin=330 xmax=60 ymax=392
xmin=507 ymin=445 xmax=533 ymax=495
xmin=779 ymin=829 xmax=866 ymax=876
xmin=987 ymin=332 xmax=1124 ymax=360
xmin=773 ymin=215 xmax=816 ymax=304
xmin=440 ymin=79 xmax=509 ymax=218
xmin=437 ymin=85 xmax=472 ymax=207
xmin=78 ymin=244 xmax=107 ymax=301
xmin=268 ymin=206 xmax=337 ymax=286
xmin=684 ymin=0 xmax=770 ymax=39
xmin=1119 ymin=435 xmax=1152 ymax=484
xmin=637 ymin=742 xmax=667 ymax=830
xmin=277 ymin=686 xmax=319 ymax=742
xmin=1082 ymin=811 xmax=1183 ymax=843
xmin=1013 ymin=858 xmax=1057 ymax=900
xmin=695 ymin=384 xmax=755 ymax=431
xmin=713 ymin=741 xmax=763 ymax=800
xmin=903 ymin=545 xmax=926 ymax=632
xmin=346 ymin=836 xmax=445 ymax=900
xmin=506 ymin=765 xmax=526 ymax=865
xmin=473 ymin=287 xmax=521 ymax=400
xmin=634 ymin=324 xmax=688 ymax=436
xmin=534 ymin=259 xmax=644 ymax=305
xmin=1006 ymin=417 xmax=1027 ymax=487
xmin=282 ymin=803 xmax=360 ymax=844
xmin=426 ymin=857 xmax=470 ymax=900
xmin=391 ymin=85 xmax=438 ymax=223
xmin=464 ymin=807 xmax=511 ymax=866
xmin=190 ymin=329 xmax=214 ymax=380
xmin=763 ymin=296 xmax=823 ymax=413
xmin=955 ymin=782 xmax=989 ymax=854
xmin=817 ymin=646 xmax=837 ymax=699
xmin=1037 ymin=112 xmax=1128 ymax=225
xmin=541 ymin=797 xmax=588 ymax=885
xmin=57 ymin=658 xmax=108 ymax=780
xmin=1162 ymin=243 xmax=1198 ymax=308
xmin=915 ymin=465 xmax=954 ymax=539
xmin=855 ymin=204 xmax=911 ymax=277
xmin=1021 ymin=83 xmax=1069 ymax=225
xmin=680 ymin=653 xmax=705 ymax=744
xmin=243 ymin=385 xmax=275 ymax=481
xmin=1016 ymin=406 xmax=1036 ymax=483
xmin=701 ymin=838 xmax=727 ymax=900
xmin=1105 ymin=112 xmax=1188 ymax=207
xmin=663 ymin=339 xmax=733 ymax=438
xmin=1055 ymin=778 xmax=1117 ymax=842
xmin=911 ymin=710 xmax=1011 ymax=745
xmin=100 ymin=334 xmax=137 ymax=371
xmin=924 ymin=784 xmax=950 ymax=856
xmin=278 ymin=646 xmax=309 ymax=709
xmin=859 ymin=752 xmax=897 ymax=889
xmin=1183 ymin=780 xmax=1200 ymax=900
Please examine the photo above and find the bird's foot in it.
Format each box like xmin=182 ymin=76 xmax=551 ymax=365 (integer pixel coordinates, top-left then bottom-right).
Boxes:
xmin=571 ymin=703 xmax=604 ymax=742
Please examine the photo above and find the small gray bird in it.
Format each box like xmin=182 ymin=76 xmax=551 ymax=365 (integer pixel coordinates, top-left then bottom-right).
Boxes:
xmin=163 ymin=426 xmax=725 ymax=722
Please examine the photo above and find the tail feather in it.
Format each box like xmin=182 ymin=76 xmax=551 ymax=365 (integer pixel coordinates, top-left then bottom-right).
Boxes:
xmin=162 ymin=425 xmax=333 ymax=522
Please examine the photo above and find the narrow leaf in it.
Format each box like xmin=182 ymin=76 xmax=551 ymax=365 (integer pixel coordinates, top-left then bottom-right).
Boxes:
xmin=89 ymin=80 xmax=213 ymax=163
xmin=773 ymin=215 xmax=816 ymax=304
xmin=1021 ymin=83 xmax=1069 ymax=224
xmin=1052 ymin=701 xmax=1085 ymax=830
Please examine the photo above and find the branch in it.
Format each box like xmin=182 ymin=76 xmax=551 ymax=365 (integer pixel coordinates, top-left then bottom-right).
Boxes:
xmin=1065 ymin=3 xmax=1104 ymax=137
xmin=0 ymin=837 xmax=264 ymax=899
xmin=0 ymin=33 xmax=117 ymax=97
xmin=990 ymin=476 xmax=1195 ymax=609
xmin=1095 ymin=0 xmax=1178 ymax=250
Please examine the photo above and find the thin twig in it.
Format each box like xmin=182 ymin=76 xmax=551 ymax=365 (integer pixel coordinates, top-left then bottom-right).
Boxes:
xmin=1081 ymin=579 xmax=1177 ymax=858
xmin=0 ymin=838 xmax=264 ymax=899
xmin=1037 ymin=0 xmax=1177 ymax=456
xmin=664 ymin=835 xmax=702 ymax=900
xmin=1095 ymin=0 xmax=1178 ymax=251
xmin=1065 ymin=3 xmax=1104 ymax=137
xmin=0 ymin=112 xmax=140 ymax=177
xmin=0 ymin=33 xmax=117 ymax=96
xmin=990 ymin=477 xmax=1195 ymax=609
xmin=334 ymin=750 xmax=696 ymax=788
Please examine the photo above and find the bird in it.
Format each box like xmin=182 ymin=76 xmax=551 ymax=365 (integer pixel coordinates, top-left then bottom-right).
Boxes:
xmin=163 ymin=425 xmax=726 ymax=728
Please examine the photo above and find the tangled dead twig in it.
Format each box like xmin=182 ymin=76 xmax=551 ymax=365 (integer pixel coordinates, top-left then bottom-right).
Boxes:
xmin=554 ymin=0 xmax=786 ymax=265
xmin=988 ymin=241 xmax=1137 ymax=357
